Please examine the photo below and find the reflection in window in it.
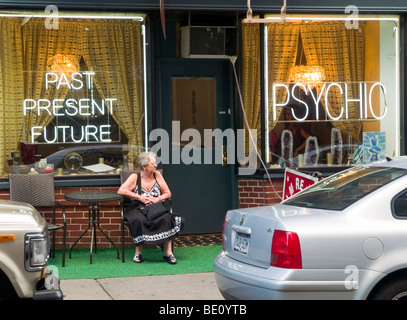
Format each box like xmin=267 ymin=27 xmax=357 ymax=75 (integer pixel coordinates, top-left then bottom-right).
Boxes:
xmin=393 ymin=191 xmax=407 ymax=218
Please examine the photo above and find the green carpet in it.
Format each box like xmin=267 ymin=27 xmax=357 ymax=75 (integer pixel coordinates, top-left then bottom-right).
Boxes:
xmin=48 ymin=245 xmax=222 ymax=280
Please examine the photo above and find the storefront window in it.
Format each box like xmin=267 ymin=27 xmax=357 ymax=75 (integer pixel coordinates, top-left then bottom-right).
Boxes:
xmin=0 ymin=12 xmax=147 ymax=176
xmin=260 ymin=15 xmax=400 ymax=168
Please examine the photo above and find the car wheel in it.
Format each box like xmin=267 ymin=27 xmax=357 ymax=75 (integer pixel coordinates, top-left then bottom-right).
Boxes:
xmin=371 ymin=278 xmax=407 ymax=300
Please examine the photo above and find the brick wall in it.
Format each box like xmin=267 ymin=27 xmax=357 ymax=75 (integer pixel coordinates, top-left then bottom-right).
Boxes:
xmin=238 ymin=177 xmax=284 ymax=208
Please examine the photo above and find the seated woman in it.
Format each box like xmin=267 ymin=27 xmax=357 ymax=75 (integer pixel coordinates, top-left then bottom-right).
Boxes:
xmin=118 ymin=152 xmax=183 ymax=264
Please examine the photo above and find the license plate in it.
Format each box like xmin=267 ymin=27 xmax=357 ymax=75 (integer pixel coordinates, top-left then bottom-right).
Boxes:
xmin=233 ymin=233 xmax=250 ymax=254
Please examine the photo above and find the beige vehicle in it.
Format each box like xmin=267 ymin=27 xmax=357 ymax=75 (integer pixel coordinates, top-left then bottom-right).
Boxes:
xmin=0 ymin=200 xmax=62 ymax=299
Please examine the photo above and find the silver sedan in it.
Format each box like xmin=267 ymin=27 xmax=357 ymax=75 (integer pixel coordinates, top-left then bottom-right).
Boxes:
xmin=214 ymin=157 xmax=407 ymax=300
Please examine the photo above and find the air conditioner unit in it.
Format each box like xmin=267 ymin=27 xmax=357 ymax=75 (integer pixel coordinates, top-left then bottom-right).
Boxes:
xmin=181 ymin=26 xmax=237 ymax=59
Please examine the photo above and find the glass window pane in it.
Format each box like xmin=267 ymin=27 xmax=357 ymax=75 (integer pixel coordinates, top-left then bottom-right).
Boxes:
xmin=264 ymin=15 xmax=400 ymax=169
xmin=0 ymin=13 xmax=146 ymax=175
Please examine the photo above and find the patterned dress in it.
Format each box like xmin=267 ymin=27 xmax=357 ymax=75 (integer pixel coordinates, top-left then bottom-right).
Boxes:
xmin=124 ymin=175 xmax=183 ymax=246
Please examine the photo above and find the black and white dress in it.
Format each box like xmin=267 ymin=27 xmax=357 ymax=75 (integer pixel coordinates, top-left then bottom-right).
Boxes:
xmin=124 ymin=176 xmax=183 ymax=246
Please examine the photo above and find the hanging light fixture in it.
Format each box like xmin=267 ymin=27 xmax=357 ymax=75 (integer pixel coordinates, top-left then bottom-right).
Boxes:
xmin=288 ymin=35 xmax=326 ymax=90
xmin=289 ymin=65 xmax=326 ymax=88
xmin=46 ymin=54 xmax=80 ymax=78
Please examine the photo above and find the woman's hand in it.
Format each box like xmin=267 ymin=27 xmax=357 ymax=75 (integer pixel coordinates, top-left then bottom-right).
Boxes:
xmin=140 ymin=195 xmax=160 ymax=205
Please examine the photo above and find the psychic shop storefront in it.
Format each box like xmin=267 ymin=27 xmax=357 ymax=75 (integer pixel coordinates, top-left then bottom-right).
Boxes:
xmin=0 ymin=4 xmax=404 ymax=249
xmin=238 ymin=13 xmax=403 ymax=207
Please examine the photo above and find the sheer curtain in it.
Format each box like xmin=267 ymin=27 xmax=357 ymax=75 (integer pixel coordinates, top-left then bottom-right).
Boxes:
xmin=81 ymin=19 xmax=145 ymax=162
xmin=300 ymin=22 xmax=365 ymax=140
xmin=242 ymin=23 xmax=300 ymax=145
xmin=0 ymin=18 xmax=24 ymax=174
xmin=241 ymin=23 xmax=261 ymax=152
xmin=22 ymin=18 xmax=82 ymax=143
xmin=266 ymin=23 xmax=300 ymax=131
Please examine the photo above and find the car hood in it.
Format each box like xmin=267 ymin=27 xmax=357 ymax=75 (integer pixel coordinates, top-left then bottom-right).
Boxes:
xmin=0 ymin=200 xmax=46 ymax=230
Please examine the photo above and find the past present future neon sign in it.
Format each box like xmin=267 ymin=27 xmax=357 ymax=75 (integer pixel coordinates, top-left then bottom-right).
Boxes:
xmin=23 ymin=72 xmax=117 ymax=144
xmin=272 ymin=81 xmax=388 ymax=122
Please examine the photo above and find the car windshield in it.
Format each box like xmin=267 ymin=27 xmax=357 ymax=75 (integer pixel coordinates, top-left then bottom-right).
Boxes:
xmin=284 ymin=166 xmax=407 ymax=211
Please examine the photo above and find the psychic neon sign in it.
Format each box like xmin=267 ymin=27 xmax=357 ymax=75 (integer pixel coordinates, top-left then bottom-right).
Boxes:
xmin=23 ymin=72 xmax=117 ymax=144
xmin=272 ymin=81 xmax=388 ymax=122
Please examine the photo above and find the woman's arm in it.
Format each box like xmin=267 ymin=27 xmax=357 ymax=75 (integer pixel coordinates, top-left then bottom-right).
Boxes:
xmin=153 ymin=171 xmax=172 ymax=202
xmin=117 ymin=173 xmax=144 ymax=202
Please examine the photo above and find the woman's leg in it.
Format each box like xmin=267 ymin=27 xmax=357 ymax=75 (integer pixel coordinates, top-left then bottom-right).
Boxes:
xmin=133 ymin=245 xmax=143 ymax=263
xmin=135 ymin=245 xmax=143 ymax=255
xmin=163 ymin=240 xmax=177 ymax=264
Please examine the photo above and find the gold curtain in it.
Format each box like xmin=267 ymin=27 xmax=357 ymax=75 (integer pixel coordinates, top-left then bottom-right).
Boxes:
xmin=81 ymin=19 xmax=145 ymax=163
xmin=241 ymin=22 xmax=300 ymax=158
xmin=241 ymin=23 xmax=261 ymax=153
xmin=0 ymin=18 xmax=24 ymax=174
xmin=300 ymin=22 xmax=365 ymax=140
xmin=22 ymin=18 xmax=82 ymax=143
xmin=266 ymin=23 xmax=300 ymax=130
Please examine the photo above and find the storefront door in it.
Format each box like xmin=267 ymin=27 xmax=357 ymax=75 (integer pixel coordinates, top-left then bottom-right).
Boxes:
xmin=158 ymin=59 xmax=237 ymax=234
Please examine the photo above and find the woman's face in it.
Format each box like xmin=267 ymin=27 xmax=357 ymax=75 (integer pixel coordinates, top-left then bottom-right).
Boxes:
xmin=284 ymin=108 xmax=293 ymax=120
xmin=144 ymin=156 xmax=157 ymax=172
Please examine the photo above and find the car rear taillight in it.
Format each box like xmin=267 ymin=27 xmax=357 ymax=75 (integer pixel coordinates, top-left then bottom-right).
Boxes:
xmin=271 ymin=230 xmax=302 ymax=269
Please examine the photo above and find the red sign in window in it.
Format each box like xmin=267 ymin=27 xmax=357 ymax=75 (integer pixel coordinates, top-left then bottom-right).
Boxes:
xmin=283 ymin=168 xmax=318 ymax=200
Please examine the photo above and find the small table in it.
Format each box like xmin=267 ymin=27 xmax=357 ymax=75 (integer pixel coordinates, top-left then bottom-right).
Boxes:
xmin=64 ymin=190 xmax=123 ymax=264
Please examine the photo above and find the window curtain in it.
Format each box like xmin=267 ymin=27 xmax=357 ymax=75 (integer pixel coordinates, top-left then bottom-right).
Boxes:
xmin=241 ymin=22 xmax=300 ymax=161
xmin=300 ymin=22 xmax=365 ymax=141
xmin=241 ymin=23 xmax=261 ymax=153
xmin=22 ymin=18 xmax=82 ymax=143
xmin=266 ymin=23 xmax=300 ymax=131
xmin=0 ymin=18 xmax=24 ymax=174
xmin=81 ymin=19 xmax=145 ymax=163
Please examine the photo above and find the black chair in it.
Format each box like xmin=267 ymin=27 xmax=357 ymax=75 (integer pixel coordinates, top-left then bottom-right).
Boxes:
xmin=9 ymin=173 xmax=67 ymax=267
xmin=119 ymin=170 xmax=172 ymax=262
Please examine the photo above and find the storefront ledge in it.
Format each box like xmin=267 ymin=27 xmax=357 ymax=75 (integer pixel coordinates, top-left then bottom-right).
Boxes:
xmin=0 ymin=174 xmax=121 ymax=190
xmin=238 ymin=165 xmax=353 ymax=179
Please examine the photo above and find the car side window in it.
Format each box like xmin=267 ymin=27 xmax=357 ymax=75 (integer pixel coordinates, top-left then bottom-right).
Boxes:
xmin=392 ymin=190 xmax=407 ymax=218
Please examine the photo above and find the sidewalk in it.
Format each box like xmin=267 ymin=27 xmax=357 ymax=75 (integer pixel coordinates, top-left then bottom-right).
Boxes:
xmin=60 ymin=272 xmax=224 ymax=300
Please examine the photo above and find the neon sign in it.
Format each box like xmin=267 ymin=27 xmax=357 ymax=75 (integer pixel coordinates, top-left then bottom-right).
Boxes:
xmin=272 ymin=81 xmax=388 ymax=122
xmin=24 ymin=72 xmax=118 ymax=144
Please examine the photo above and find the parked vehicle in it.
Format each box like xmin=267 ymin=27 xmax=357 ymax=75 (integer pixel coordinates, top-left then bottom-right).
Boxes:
xmin=214 ymin=156 xmax=407 ymax=300
xmin=0 ymin=200 xmax=62 ymax=299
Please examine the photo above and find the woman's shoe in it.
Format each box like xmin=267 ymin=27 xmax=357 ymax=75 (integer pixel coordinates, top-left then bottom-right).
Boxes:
xmin=163 ymin=255 xmax=177 ymax=264
xmin=133 ymin=254 xmax=142 ymax=263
